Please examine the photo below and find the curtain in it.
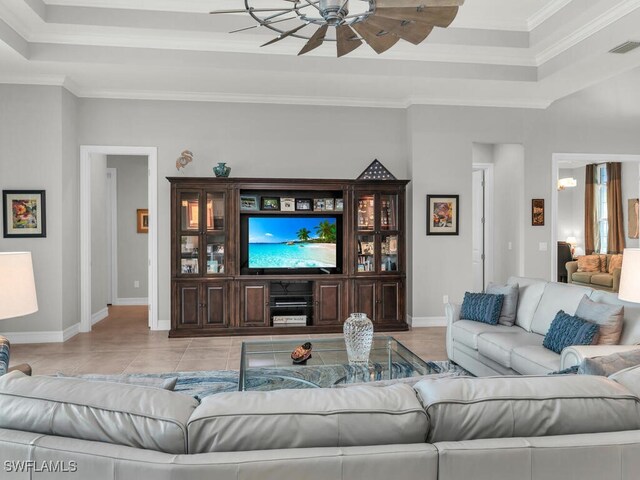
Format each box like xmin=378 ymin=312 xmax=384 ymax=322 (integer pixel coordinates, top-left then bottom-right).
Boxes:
xmin=607 ymin=162 xmax=625 ymax=254
xmin=584 ymin=164 xmax=598 ymax=254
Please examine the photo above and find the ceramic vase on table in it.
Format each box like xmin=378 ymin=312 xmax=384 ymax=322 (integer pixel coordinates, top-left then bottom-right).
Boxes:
xmin=213 ymin=162 xmax=231 ymax=177
xmin=343 ymin=313 xmax=374 ymax=365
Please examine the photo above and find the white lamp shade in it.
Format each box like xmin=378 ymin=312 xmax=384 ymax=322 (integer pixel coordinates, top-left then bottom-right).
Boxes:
xmin=566 ymin=237 xmax=577 ymax=245
xmin=619 ymin=249 xmax=640 ymax=304
xmin=0 ymin=252 xmax=38 ymax=320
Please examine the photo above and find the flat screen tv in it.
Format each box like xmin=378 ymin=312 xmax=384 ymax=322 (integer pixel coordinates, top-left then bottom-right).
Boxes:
xmin=243 ymin=216 xmax=341 ymax=273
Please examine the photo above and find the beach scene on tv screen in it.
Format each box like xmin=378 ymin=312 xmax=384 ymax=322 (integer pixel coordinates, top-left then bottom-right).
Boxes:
xmin=248 ymin=217 xmax=337 ymax=268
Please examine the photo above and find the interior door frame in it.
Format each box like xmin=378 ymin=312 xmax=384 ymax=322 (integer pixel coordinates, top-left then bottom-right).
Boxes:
xmin=106 ymin=167 xmax=118 ymax=305
xmin=472 ymin=162 xmax=495 ymax=289
xmin=551 ymin=153 xmax=640 ymax=282
xmin=80 ymin=146 xmax=159 ymax=332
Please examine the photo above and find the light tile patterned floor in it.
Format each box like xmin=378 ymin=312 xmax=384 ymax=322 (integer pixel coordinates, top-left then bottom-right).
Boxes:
xmin=9 ymin=306 xmax=447 ymax=376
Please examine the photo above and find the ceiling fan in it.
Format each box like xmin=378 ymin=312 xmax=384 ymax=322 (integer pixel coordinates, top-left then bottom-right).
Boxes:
xmin=210 ymin=0 xmax=465 ymax=57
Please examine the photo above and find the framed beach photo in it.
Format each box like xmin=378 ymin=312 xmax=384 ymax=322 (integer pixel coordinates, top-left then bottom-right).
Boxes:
xmin=3 ymin=190 xmax=46 ymax=238
xmin=261 ymin=197 xmax=280 ymax=211
xmin=426 ymin=194 xmax=458 ymax=236
xmin=240 ymin=195 xmax=259 ymax=211
xmin=532 ymin=199 xmax=545 ymax=226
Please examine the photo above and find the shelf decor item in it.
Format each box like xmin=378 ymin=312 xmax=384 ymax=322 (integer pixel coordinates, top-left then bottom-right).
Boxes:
xmin=343 ymin=312 xmax=374 ymax=365
xmin=295 ymin=198 xmax=313 ymax=211
xmin=426 ymin=194 xmax=459 ymax=236
xmin=281 ymin=198 xmax=295 ymax=212
xmin=261 ymin=197 xmax=280 ymax=211
xmin=213 ymin=162 xmax=231 ymax=177
xmin=2 ymin=190 xmax=46 ymax=238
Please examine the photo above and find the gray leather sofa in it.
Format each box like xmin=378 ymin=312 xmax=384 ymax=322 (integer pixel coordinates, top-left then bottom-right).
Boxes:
xmin=446 ymin=276 xmax=640 ymax=376
xmin=2 ymin=368 xmax=640 ymax=480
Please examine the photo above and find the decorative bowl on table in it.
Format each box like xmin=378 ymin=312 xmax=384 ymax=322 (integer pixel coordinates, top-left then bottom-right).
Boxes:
xmin=291 ymin=342 xmax=313 ymax=364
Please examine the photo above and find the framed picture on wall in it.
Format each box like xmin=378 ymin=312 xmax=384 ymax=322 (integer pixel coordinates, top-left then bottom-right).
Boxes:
xmin=532 ymin=199 xmax=545 ymax=226
xmin=137 ymin=208 xmax=149 ymax=234
xmin=629 ymin=198 xmax=639 ymax=239
xmin=2 ymin=190 xmax=46 ymax=238
xmin=426 ymin=194 xmax=459 ymax=236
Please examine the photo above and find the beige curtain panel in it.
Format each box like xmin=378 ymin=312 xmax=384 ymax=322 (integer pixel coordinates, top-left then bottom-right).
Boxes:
xmin=584 ymin=164 xmax=598 ymax=255
xmin=607 ymin=162 xmax=626 ymax=254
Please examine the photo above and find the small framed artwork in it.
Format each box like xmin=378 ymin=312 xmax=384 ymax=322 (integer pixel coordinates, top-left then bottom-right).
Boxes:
xmin=532 ymin=199 xmax=545 ymax=226
xmin=2 ymin=190 xmax=46 ymax=238
xmin=335 ymin=199 xmax=344 ymax=211
xmin=296 ymin=198 xmax=313 ymax=211
xmin=426 ymin=194 xmax=459 ymax=236
xmin=137 ymin=209 xmax=149 ymax=234
xmin=240 ymin=195 xmax=259 ymax=211
xmin=324 ymin=199 xmax=335 ymax=211
xmin=628 ymin=198 xmax=639 ymax=239
xmin=261 ymin=197 xmax=280 ymax=211
xmin=313 ymin=199 xmax=325 ymax=211
xmin=280 ymin=197 xmax=295 ymax=212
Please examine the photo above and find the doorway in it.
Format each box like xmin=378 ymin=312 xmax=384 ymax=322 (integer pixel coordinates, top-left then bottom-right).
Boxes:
xmin=471 ymin=162 xmax=494 ymax=292
xmin=551 ymin=153 xmax=640 ymax=282
xmin=80 ymin=146 xmax=159 ymax=333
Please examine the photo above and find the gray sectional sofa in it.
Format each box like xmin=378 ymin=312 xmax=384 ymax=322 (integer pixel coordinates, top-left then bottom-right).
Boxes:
xmin=446 ymin=276 xmax=640 ymax=376
xmin=2 ymin=368 xmax=640 ymax=480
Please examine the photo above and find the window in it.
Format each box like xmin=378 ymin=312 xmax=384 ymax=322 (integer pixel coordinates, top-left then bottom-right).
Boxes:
xmin=596 ymin=164 xmax=608 ymax=254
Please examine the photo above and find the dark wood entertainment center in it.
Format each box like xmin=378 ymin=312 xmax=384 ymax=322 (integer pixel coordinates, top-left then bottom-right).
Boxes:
xmin=168 ymin=176 xmax=409 ymax=337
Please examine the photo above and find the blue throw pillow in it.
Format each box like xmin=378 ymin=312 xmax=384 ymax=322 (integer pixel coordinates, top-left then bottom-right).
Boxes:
xmin=460 ymin=292 xmax=504 ymax=325
xmin=543 ymin=310 xmax=599 ymax=354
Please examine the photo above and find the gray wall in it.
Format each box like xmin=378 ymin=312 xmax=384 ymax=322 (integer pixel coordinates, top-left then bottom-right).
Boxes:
xmin=77 ymin=100 xmax=409 ymax=324
xmin=106 ymin=155 xmax=148 ymax=300
xmin=90 ymin=154 xmax=108 ymax=316
xmin=0 ymin=84 xmax=77 ymax=334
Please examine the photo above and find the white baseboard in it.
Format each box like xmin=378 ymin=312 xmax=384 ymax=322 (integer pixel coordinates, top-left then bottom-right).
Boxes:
xmin=114 ymin=297 xmax=149 ymax=306
xmin=155 ymin=320 xmax=170 ymax=331
xmin=4 ymin=322 xmax=80 ymax=344
xmin=63 ymin=322 xmax=80 ymax=341
xmin=91 ymin=307 xmax=109 ymax=325
xmin=408 ymin=315 xmax=447 ymax=327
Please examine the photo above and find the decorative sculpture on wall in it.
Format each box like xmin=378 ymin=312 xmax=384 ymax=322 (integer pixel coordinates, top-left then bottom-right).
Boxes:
xmin=176 ymin=150 xmax=194 ymax=171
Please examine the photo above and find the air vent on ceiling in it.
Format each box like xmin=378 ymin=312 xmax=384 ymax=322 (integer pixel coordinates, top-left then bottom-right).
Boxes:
xmin=609 ymin=41 xmax=640 ymax=54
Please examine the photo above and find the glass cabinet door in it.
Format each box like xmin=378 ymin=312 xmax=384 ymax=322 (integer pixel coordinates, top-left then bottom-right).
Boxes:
xmin=381 ymin=235 xmax=399 ymax=272
xmin=206 ymin=234 xmax=225 ymax=274
xmin=380 ymin=194 xmax=398 ymax=231
xmin=206 ymin=192 xmax=225 ymax=232
xmin=205 ymin=192 xmax=226 ymax=275
xmin=180 ymin=235 xmax=200 ymax=274
xmin=356 ymin=194 xmax=375 ymax=231
xmin=357 ymin=234 xmax=376 ymax=273
xmin=180 ymin=191 xmax=201 ymax=232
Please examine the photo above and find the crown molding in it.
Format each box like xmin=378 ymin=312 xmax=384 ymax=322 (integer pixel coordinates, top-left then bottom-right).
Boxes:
xmin=527 ymin=0 xmax=573 ymax=30
xmin=0 ymin=73 xmax=67 ymax=86
xmin=408 ymin=95 xmax=551 ymax=110
xmin=535 ymin=0 xmax=640 ymax=65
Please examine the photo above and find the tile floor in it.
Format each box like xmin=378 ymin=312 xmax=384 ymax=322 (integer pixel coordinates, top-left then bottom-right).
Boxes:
xmin=9 ymin=306 xmax=447 ymax=376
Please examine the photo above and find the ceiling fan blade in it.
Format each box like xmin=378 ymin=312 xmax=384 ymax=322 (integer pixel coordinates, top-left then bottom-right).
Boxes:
xmin=351 ymin=21 xmax=399 ymax=54
xmin=376 ymin=0 xmax=464 ymax=7
xmin=261 ymin=23 xmax=308 ymax=47
xmin=336 ymin=24 xmax=363 ymax=57
xmin=298 ymin=24 xmax=329 ymax=55
xmin=210 ymin=8 xmax=294 ymax=14
xmin=364 ymin=16 xmax=433 ymax=45
xmin=374 ymin=6 xmax=459 ymax=28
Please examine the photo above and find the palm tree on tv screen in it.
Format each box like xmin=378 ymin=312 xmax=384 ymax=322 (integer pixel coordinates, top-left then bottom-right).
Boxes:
xmin=315 ymin=221 xmax=336 ymax=243
xmin=296 ymin=228 xmax=311 ymax=242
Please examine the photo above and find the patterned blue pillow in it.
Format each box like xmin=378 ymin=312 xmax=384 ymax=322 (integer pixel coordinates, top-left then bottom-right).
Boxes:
xmin=460 ymin=292 xmax=505 ymax=325
xmin=0 ymin=337 xmax=9 ymax=376
xmin=543 ymin=310 xmax=599 ymax=354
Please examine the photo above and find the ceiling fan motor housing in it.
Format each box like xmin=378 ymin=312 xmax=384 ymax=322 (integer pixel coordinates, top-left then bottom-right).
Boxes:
xmin=320 ymin=0 xmax=349 ymax=24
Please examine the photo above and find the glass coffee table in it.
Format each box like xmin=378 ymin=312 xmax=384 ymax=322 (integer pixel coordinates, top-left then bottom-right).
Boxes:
xmin=239 ymin=336 xmax=441 ymax=391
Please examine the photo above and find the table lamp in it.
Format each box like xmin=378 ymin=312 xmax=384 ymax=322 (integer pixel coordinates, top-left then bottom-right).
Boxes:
xmin=0 ymin=252 xmax=38 ymax=375
xmin=619 ymin=248 xmax=640 ymax=304
xmin=566 ymin=236 xmax=577 ymax=256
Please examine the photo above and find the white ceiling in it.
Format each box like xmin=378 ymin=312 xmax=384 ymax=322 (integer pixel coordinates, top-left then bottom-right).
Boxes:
xmin=0 ymin=0 xmax=639 ymax=109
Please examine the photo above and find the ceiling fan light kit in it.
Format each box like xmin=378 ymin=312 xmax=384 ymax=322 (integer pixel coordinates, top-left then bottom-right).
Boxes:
xmin=210 ymin=0 xmax=465 ymax=57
